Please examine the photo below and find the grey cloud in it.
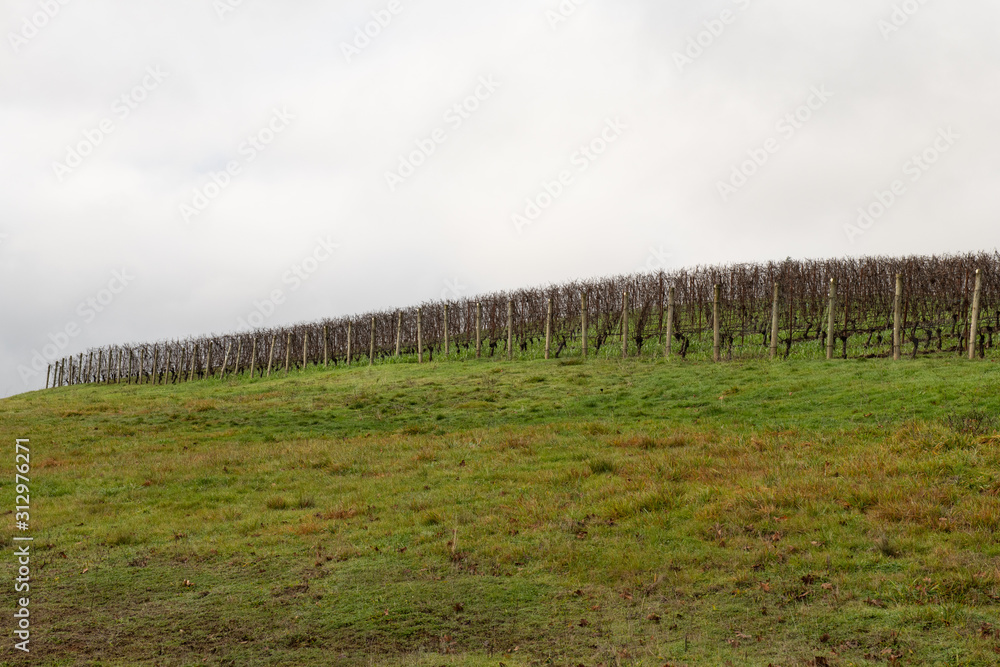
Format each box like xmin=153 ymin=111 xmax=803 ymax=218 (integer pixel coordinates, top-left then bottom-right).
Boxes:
xmin=1 ymin=0 xmax=998 ymax=396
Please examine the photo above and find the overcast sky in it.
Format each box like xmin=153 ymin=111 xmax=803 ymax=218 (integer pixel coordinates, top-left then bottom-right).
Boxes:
xmin=2 ymin=0 xmax=998 ymax=397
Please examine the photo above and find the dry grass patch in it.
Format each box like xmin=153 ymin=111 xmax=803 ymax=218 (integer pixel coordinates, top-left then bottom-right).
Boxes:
xmin=183 ymin=398 xmax=219 ymax=412
xmin=321 ymin=504 xmax=361 ymax=521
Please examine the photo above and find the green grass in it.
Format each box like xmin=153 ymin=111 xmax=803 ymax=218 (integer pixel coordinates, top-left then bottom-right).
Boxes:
xmin=3 ymin=356 xmax=1000 ymax=665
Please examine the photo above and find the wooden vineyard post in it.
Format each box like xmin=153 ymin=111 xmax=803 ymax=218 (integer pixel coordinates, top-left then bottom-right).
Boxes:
xmin=220 ymin=341 xmax=231 ymax=379
xmin=324 ymin=326 xmax=330 ymax=367
xmin=45 ymin=365 xmax=51 ymax=390
xmin=621 ymin=291 xmax=629 ymax=359
xmin=303 ymin=331 xmax=309 ymax=371
xmin=395 ymin=313 xmax=402 ymax=358
xmin=347 ymin=322 xmax=353 ymax=366
xmin=78 ymin=353 xmax=83 ymax=385
xmin=96 ymin=350 xmax=103 ymax=385
xmin=444 ymin=305 xmax=450 ymax=358
xmin=545 ymin=297 xmax=555 ymax=359
xmin=86 ymin=351 xmax=93 ymax=384
xmin=506 ymin=300 xmax=513 ymax=361
xmin=658 ymin=272 xmax=665 ymax=346
xmin=234 ymin=341 xmax=242 ymax=377
xmin=189 ymin=345 xmax=198 ymax=382
xmin=826 ymin=278 xmax=837 ymax=361
xmin=205 ymin=343 xmax=212 ymax=380
xmin=163 ymin=348 xmax=172 ymax=384
xmin=969 ymin=268 xmax=983 ymax=360
xmin=893 ymin=273 xmax=902 ymax=361
xmin=285 ymin=333 xmax=292 ymax=375
xmin=267 ymin=335 xmax=277 ymax=377
xmin=665 ymin=287 xmax=675 ymax=358
xmin=116 ymin=350 xmax=123 ymax=384
xmin=769 ymin=283 xmax=780 ymax=360
xmin=713 ymin=284 xmax=721 ymax=363
xmin=581 ymin=292 xmax=588 ymax=358
xmin=369 ymin=317 xmax=376 ymax=366
xmin=475 ymin=302 xmax=482 ymax=359
xmin=137 ymin=349 xmax=145 ymax=385
xmin=151 ymin=346 xmax=159 ymax=385
xmin=249 ymin=339 xmax=257 ymax=379
xmin=417 ymin=309 xmax=423 ymax=364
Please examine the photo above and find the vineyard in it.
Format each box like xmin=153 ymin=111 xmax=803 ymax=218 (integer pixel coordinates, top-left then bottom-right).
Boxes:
xmin=47 ymin=251 xmax=1000 ymax=388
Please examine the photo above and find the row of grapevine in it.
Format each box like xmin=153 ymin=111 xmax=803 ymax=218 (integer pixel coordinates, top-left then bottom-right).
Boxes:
xmin=46 ymin=251 xmax=1000 ymax=388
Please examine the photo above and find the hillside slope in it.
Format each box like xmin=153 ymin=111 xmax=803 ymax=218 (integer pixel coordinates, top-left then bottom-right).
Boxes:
xmin=3 ymin=357 xmax=1000 ymax=665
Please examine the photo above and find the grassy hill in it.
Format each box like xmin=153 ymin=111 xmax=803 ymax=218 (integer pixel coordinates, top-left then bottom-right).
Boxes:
xmin=3 ymin=357 xmax=1000 ymax=666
